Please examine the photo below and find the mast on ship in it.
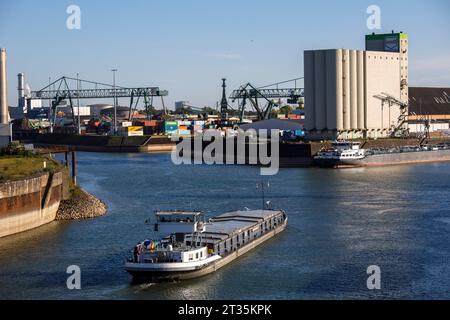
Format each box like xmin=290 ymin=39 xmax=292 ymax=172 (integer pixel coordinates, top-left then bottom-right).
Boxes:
xmin=256 ymin=181 xmax=270 ymax=210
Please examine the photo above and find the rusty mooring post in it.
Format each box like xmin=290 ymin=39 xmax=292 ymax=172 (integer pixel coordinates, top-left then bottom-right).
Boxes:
xmin=65 ymin=149 xmax=69 ymax=167
xmin=71 ymin=146 xmax=76 ymax=185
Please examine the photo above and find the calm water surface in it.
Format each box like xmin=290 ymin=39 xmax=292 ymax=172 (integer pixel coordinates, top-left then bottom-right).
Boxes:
xmin=1 ymin=152 xmax=450 ymax=299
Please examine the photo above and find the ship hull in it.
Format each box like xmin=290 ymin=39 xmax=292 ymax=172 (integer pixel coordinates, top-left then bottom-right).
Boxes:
xmin=318 ymin=149 xmax=450 ymax=168
xmin=126 ymin=218 xmax=288 ymax=282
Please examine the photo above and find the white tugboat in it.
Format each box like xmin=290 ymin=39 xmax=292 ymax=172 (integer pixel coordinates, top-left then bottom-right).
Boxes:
xmin=124 ymin=208 xmax=288 ymax=282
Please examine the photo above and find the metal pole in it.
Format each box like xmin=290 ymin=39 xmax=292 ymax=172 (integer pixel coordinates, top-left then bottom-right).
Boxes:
xmin=48 ymin=76 xmax=54 ymax=133
xmin=71 ymin=146 xmax=76 ymax=186
xmin=48 ymin=77 xmax=51 ymax=109
xmin=112 ymin=69 xmax=118 ymax=134
xmin=161 ymin=96 xmax=166 ymax=116
xmin=262 ymin=182 xmax=265 ymax=211
xmin=77 ymin=73 xmax=81 ymax=135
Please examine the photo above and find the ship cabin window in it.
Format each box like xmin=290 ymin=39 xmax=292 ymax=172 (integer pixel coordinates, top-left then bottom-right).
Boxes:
xmin=196 ymin=253 xmax=199 ymax=259
xmin=186 ymin=241 xmax=191 ymax=246
xmin=200 ymin=251 xmax=203 ymax=258
xmin=158 ymin=214 xmax=197 ymax=224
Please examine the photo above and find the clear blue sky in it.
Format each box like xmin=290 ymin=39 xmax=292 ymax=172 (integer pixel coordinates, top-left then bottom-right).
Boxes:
xmin=1 ymin=0 xmax=449 ymax=109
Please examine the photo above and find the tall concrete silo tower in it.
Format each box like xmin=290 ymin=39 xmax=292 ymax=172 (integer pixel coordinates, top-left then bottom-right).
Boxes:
xmin=0 ymin=48 xmax=9 ymax=124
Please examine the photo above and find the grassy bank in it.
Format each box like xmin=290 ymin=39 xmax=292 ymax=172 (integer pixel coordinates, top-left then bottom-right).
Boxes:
xmin=0 ymin=155 xmax=62 ymax=182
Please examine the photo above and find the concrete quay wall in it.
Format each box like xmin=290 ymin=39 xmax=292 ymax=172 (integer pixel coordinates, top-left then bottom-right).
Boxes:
xmin=0 ymin=171 xmax=65 ymax=238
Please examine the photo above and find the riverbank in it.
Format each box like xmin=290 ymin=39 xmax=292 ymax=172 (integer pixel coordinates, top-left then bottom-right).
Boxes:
xmin=0 ymin=155 xmax=67 ymax=238
xmin=56 ymin=186 xmax=107 ymax=220
xmin=0 ymin=150 xmax=107 ymax=238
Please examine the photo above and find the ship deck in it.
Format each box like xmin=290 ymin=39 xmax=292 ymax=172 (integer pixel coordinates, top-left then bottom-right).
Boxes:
xmin=189 ymin=210 xmax=284 ymax=244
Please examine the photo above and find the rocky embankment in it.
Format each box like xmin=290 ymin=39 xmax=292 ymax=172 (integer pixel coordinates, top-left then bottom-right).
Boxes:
xmin=56 ymin=188 xmax=107 ymax=220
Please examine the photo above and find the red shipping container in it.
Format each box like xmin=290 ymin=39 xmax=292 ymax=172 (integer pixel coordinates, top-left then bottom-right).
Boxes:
xmin=133 ymin=120 xmax=158 ymax=127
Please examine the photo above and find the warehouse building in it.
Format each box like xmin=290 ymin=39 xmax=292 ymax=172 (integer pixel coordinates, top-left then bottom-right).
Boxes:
xmin=304 ymin=32 xmax=409 ymax=140
xmin=408 ymin=87 xmax=450 ymax=137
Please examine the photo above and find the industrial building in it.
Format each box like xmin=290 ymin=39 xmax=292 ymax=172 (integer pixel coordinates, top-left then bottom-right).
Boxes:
xmin=175 ymin=101 xmax=190 ymax=112
xmin=304 ymin=32 xmax=409 ymax=140
xmin=408 ymin=87 xmax=450 ymax=137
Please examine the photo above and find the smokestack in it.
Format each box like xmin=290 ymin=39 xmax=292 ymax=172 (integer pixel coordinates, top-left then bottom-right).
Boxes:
xmin=18 ymin=73 xmax=25 ymax=111
xmin=0 ymin=48 xmax=9 ymax=124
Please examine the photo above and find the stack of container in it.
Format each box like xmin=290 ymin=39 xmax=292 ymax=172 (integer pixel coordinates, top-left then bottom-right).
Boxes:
xmin=177 ymin=121 xmax=191 ymax=135
xmin=164 ymin=121 xmax=178 ymax=135
xmin=118 ymin=126 xmax=144 ymax=136
xmin=133 ymin=120 xmax=161 ymax=135
xmin=192 ymin=120 xmax=205 ymax=134
xmin=121 ymin=121 xmax=133 ymax=127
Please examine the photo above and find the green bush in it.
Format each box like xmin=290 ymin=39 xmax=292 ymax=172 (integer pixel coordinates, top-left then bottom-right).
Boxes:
xmin=0 ymin=142 xmax=33 ymax=157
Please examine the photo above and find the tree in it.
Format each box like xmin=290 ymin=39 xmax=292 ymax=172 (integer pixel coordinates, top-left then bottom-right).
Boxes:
xmin=279 ymin=105 xmax=293 ymax=116
xmin=297 ymin=98 xmax=305 ymax=110
xmin=202 ymin=107 xmax=217 ymax=115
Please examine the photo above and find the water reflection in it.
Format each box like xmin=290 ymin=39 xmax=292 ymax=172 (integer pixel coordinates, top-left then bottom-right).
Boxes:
xmin=0 ymin=153 xmax=449 ymax=299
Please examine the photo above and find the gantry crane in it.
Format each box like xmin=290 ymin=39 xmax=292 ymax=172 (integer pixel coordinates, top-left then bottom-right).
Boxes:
xmin=30 ymin=76 xmax=168 ymax=130
xmin=229 ymin=77 xmax=304 ymax=121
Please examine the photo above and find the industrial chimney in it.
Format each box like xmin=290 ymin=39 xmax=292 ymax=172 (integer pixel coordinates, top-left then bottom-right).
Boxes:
xmin=18 ymin=73 xmax=25 ymax=112
xmin=0 ymin=48 xmax=9 ymax=124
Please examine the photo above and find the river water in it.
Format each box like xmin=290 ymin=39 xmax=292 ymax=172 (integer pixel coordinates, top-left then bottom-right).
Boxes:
xmin=1 ymin=152 xmax=450 ymax=299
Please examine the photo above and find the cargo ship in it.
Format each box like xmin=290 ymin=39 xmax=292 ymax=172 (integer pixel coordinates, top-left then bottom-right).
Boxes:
xmin=124 ymin=209 xmax=288 ymax=282
xmin=314 ymin=140 xmax=450 ymax=168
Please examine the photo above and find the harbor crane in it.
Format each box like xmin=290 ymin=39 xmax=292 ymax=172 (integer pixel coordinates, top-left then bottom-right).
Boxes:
xmin=229 ymin=77 xmax=304 ymax=121
xmin=30 ymin=76 xmax=168 ymax=131
xmin=373 ymin=92 xmax=408 ymax=138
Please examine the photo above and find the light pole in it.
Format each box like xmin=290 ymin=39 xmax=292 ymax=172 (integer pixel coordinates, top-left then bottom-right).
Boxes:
xmin=76 ymin=73 xmax=81 ymax=135
xmin=48 ymin=76 xmax=53 ymax=133
xmin=111 ymin=68 xmax=118 ymax=134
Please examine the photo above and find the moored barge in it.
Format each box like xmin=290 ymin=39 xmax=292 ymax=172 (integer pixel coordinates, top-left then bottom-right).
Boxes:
xmin=314 ymin=140 xmax=450 ymax=168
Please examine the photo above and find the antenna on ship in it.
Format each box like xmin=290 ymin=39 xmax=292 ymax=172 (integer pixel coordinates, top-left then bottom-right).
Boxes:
xmin=256 ymin=181 xmax=270 ymax=211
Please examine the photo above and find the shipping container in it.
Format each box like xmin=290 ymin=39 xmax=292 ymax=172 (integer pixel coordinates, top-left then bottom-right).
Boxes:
xmin=178 ymin=129 xmax=191 ymax=136
xmin=164 ymin=121 xmax=178 ymax=134
xmin=295 ymin=130 xmax=305 ymax=137
xmin=119 ymin=126 xmax=144 ymax=136
xmin=177 ymin=120 xmax=191 ymax=126
xmin=165 ymin=121 xmax=178 ymax=127
xmin=134 ymin=120 xmax=158 ymax=127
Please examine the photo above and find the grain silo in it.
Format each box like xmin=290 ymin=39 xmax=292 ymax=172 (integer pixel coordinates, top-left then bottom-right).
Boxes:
xmin=304 ymin=32 xmax=409 ymax=140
